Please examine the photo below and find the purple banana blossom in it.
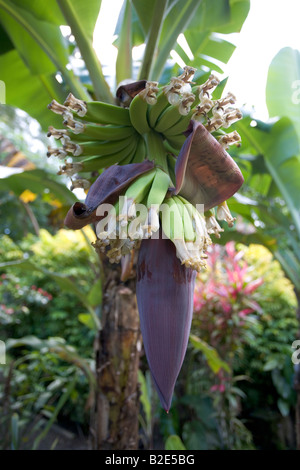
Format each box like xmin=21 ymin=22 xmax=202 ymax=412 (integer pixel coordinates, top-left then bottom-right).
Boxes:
xmin=137 ymin=235 xmax=196 ymax=411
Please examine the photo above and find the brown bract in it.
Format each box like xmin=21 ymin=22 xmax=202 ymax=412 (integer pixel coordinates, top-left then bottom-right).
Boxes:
xmin=174 ymin=120 xmax=244 ymax=210
xmin=116 ymin=80 xmax=147 ymax=107
xmin=64 ymin=161 xmax=155 ymax=230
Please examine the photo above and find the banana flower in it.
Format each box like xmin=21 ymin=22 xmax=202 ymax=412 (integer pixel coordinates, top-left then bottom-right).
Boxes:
xmin=48 ymin=70 xmax=244 ymax=411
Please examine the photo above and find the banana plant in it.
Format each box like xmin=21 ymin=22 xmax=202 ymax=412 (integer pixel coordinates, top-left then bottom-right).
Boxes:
xmin=0 ymin=0 xmax=250 ymax=449
xmin=53 ymin=72 xmax=244 ymax=411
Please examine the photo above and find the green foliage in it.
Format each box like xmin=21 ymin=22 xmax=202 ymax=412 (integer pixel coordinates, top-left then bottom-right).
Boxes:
xmin=189 ymin=335 xmax=230 ymax=374
xmin=0 ymin=228 xmax=99 ymax=349
xmin=164 ymin=242 xmax=297 ymax=450
xmin=266 ymin=47 xmax=300 ymax=143
xmin=0 ymin=338 xmax=94 ymax=449
xmin=0 ymin=228 xmax=100 ymax=448
xmin=235 ymin=244 xmax=297 ymax=435
xmin=165 ymin=434 xmax=186 ymax=450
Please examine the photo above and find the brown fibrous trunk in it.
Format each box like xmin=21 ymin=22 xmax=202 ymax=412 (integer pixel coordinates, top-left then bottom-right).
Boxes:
xmin=91 ymin=263 xmax=141 ymax=450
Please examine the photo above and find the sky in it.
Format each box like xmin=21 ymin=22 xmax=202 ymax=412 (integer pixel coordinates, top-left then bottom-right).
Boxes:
xmin=93 ymin=0 xmax=300 ymax=121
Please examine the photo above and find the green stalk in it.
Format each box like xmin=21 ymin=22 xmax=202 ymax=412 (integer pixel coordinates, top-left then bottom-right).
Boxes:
xmin=144 ymin=131 xmax=168 ymax=173
xmin=116 ymin=0 xmax=132 ymax=84
xmin=0 ymin=0 xmax=90 ymax=102
xmin=151 ymin=0 xmax=200 ymax=81
xmin=57 ymin=0 xmax=114 ymax=103
xmin=138 ymin=0 xmax=168 ymax=80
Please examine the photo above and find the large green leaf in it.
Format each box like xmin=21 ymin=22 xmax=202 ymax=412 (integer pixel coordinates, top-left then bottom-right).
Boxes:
xmin=59 ymin=0 xmax=102 ymax=41
xmin=131 ymin=0 xmax=156 ymax=38
xmin=0 ymin=50 xmax=63 ymax=129
xmin=174 ymin=0 xmax=250 ymax=74
xmin=0 ymin=168 xmax=76 ymax=204
xmin=115 ymin=0 xmax=132 ymax=84
xmin=0 ymin=24 xmax=13 ymax=54
xmin=236 ymin=117 xmax=300 ymax=237
xmin=266 ymin=47 xmax=300 ymax=143
xmin=7 ymin=0 xmax=66 ymax=25
xmin=151 ymin=0 xmax=200 ymax=80
xmin=0 ymin=0 xmax=69 ymax=75
xmin=57 ymin=0 xmax=112 ymax=102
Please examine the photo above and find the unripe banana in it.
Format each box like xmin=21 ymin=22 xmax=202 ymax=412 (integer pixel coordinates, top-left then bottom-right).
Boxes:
xmin=129 ymin=93 xmax=151 ymax=135
xmin=164 ymin=134 xmax=185 ymax=151
xmin=69 ymin=124 xmax=136 ymax=142
xmin=161 ymin=197 xmax=184 ymax=241
xmin=64 ymin=135 xmax=134 ymax=157
xmin=146 ymin=168 xmax=171 ymax=208
xmin=154 ymin=105 xmax=182 ymax=133
xmin=166 ymin=154 xmax=176 ymax=186
xmin=174 ymin=196 xmax=196 ymax=242
xmin=80 ymin=139 xmax=137 ymax=171
xmin=77 ymin=101 xmax=131 ymax=126
xmin=163 ymin=110 xmax=193 ymax=136
xmin=147 ymin=90 xmax=170 ymax=129
xmin=123 ymin=168 xmax=156 ymax=203
xmin=131 ymin=137 xmax=146 ymax=163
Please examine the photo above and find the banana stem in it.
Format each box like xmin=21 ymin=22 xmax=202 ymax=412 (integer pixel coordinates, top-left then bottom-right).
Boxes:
xmin=57 ymin=0 xmax=114 ymax=104
xmin=144 ymin=132 xmax=168 ymax=173
xmin=138 ymin=0 xmax=168 ymax=80
xmin=151 ymin=0 xmax=199 ymax=81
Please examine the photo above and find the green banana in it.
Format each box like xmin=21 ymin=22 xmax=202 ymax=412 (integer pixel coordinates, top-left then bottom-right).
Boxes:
xmin=154 ymin=105 xmax=183 ymax=134
xmin=147 ymin=89 xmax=170 ymax=129
xmin=130 ymin=137 xmax=146 ymax=163
xmin=129 ymin=93 xmax=151 ymax=135
xmin=175 ymin=196 xmax=196 ymax=242
xmin=146 ymin=168 xmax=170 ymax=208
xmin=80 ymin=139 xmax=137 ymax=171
xmin=76 ymin=101 xmax=131 ymax=126
xmin=177 ymin=194 xmax=209 ymax=244
xmin=68 ymin=124 xmax=136 ymax=142
xmin=123 ymin=168 xmax=156 ymax=203
xmin=118 ymin=168 xmax=156 ymax=230
xmin=164 ymin=134 xmax=185 ymax=151
xmin=64 ymin=135 xmax=134 ymax=157
xmin=166 ymin=153 xmax=176 ymax=187
xmin=163 ymin=110 xmax=194 ymax=137
xmin=161 ymin=196 xmax=184 ymax=241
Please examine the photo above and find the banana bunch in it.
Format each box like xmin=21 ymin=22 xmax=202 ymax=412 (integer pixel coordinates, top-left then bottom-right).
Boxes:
xmin=47 ymin=66 xmax=242 ymax=274
xmin=47 ymin=94 xmax=146 ymax=189
xmin=160 ymin=195 xmax=212 ymax=272
xmin=47 ymin=67 xmax=242 ymax=193
xmin=126 ymin=67 xmax=243 ymax=155
xmin=92 ymin=167 xmax=171 ymax=262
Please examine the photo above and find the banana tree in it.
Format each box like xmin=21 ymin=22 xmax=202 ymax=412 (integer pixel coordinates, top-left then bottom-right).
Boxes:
xmin=0 ymin=0 xmax=250 ymax=449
